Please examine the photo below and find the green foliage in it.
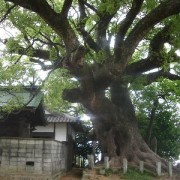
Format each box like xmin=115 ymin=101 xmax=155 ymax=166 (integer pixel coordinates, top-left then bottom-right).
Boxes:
xmin=122 ymin=167 xmax=153 ymax=180
xmin=98 ymin=0 xmax=121 ymax=14
xmin=43 ymin=69 xmax=78 ymax=112
xmin=47 ymin=0 xmax=64 ymax=13
xmin=0 ymin=56 xmax=37 ymax=86
xmin=103 ymin=168 xmax=113 ymax=176
xmin=75 ymin=120 xmax=100 ymax=167
xmin=143 ymin=0 xmax=159 ymax=13
xmin=132 ymin=81 xmax=180 ymax=159
xmin=1 ymin=95 xmax=24 ymax=113
xmin=0 ymin=86 xmax=25 ymax=118
xmin=153 ymin=111 xmax=180 ymax=159
xmin=101 ymin=166 xmax=155 ymax=180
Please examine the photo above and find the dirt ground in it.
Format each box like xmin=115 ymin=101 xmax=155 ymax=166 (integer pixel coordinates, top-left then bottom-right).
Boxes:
xmin=60 ymin=168 xmax=83 ymax=180
xmin=59 ymin=168 xmax=180 ymax=180
xmin=0 ymin=168 xmax=178 ymax=180
xmin=59 ymin=168 xmax=124 ymax=180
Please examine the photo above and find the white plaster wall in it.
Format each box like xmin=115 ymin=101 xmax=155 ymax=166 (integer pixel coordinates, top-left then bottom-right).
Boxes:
xmin=34 ymin=124 xmax=54 ymax=132
xmin=55 ymin=123 xmax=67 ymax=141
xmin=33 ymin=123 xmax=69 ymax=142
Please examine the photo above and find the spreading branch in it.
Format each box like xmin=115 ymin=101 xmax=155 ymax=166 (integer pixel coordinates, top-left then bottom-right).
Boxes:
xmin=114 ymin=0 xmax=143 ymax=54
xmin=144 ymin=71 xmax=180 ymax=85
xmin=29 ymin=58 xmax=54 ymax=71
xmin=96 ymin=10 xmax=117 ymax=53
xmin=9 ymin=46 xmax=51 ymax=60
xmin=116 ymin=0 xmax=180 ymax=70
xmin=78 ymin=0 xmax=100 ymax=52
xmin=125 ymin=25 xmax=178 ymax=75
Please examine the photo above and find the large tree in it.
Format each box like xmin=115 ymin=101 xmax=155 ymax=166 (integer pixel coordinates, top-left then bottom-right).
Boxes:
xmin=0 ymin=0 xmax=180 ymax=171
xmin=132 ymin=82 xmax=180 ymax=159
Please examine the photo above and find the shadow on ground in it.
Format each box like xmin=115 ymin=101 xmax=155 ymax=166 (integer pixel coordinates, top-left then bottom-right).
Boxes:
xmin=60 ymin=168 xmax=83 ymax=180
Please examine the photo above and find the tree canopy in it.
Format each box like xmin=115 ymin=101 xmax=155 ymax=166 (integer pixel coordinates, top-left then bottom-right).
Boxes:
xmin=131 ymin=82 xmax=180 ymax=159
xmin=0 ymin=0 xmax=180 ymax=171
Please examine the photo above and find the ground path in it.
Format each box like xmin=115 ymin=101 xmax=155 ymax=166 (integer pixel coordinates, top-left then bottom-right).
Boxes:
xmin=59 ymin=168 xmax=179 ymax=180
xmin=59 ymin=168 xmax=122 ymax=180
xmin=59 ymin=168 xmax=83 ymax=180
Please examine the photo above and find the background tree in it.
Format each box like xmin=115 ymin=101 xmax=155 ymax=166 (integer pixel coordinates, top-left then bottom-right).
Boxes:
xmin=74 ymin=120 xmax=100 ymax=167
xmin=0 ymin=0 xmax=180 ymax=171
xmin=132 ymin=82 xmax=180 ymax=160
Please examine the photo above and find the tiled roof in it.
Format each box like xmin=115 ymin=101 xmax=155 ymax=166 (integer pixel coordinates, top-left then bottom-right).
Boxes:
xmin=0 ymin=88 xmax=43 ymax=108
xmin=45 ymin=111 xmax=83 ymax=132
xmin=46 ymin=113 xmax=78 ymax=123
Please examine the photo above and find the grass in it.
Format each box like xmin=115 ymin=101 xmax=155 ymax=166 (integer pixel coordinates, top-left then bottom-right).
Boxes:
xmin=99 ymin=166 xmax=156 ymax=180
xmin=97 ymin=165 xmax=173 ymax=180
xmin=121 ymin=167 xmax=154 ymax=180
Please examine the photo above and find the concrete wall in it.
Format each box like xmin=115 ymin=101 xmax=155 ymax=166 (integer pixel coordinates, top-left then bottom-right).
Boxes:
xmin=0 ymin=137 xmax=66 ymax=177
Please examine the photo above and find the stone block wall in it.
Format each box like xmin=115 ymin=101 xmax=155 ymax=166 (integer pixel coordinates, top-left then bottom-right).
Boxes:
xmin=0 ymin=138 xmax=66 ymax=176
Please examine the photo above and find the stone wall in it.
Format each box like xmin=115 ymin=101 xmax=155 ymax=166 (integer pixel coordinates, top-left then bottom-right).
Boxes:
xmin=0 ymin=137 xmax=66 ymax=177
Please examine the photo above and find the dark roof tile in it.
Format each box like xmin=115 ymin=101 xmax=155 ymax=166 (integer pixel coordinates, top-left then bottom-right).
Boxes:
xmin=45 ymin=111 xmax=78 ymax=123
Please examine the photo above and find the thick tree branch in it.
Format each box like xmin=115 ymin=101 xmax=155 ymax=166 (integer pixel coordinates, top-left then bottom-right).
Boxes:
xmin=116 ymin=0 xmax=180 ymax=70
xmin=6 ymin=0 xmax=79 ymax=52
xmin=96 ymin=1 xmax=121 ymax=53
xmin=29 ymin=58 xmax=54 ymax=71
xmin=9 ymin=46 xmax=51 ymax=60
xmin=149 ymin=25 xmax=171 ymax=54
xmin=125 ymin=57 xmax=157 ymax=75
xmin=114 ymin=0 xmax=143 ymax=53
xmin=61 ymin=0 xmax=73 ymax=18
xmin=125 ymin=53 xmax=180 ymax=76
xmin=125 ymin=25 xmax=178 ymax=75
xmin=144 ymin=71 xmax=180 ymax=85
xmin=62 ymin=88 xmax=82 ymax=103
xmin=84 ymin=1 xmax=98 ymax=14
xmin=78 ymin=0 xmax=100 ymax=52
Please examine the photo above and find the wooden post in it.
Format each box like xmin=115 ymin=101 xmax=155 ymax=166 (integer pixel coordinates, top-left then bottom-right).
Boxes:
xmin=104 ymin=156 xmax=109 ymax=169
xmin=88 ymin=154 xmax=94 ymax=169
xmin=139 ymin=161 xmax=144 ymax=173
xmin=92 ymin=141 xmax=96 ymax=162
xmin=168 ymin=162 xmax=172 ymax=177
xmin=156 ymin=161 xmax=161 ymax=176
xmin=123 ymin=158 xmax=128 ymax=174
xmin=78 ymin=156 xmax=80 ymax=167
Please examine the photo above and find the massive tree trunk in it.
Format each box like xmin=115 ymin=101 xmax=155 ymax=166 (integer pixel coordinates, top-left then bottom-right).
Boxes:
xmin=64 ymin=76 xmax=167 ymax=171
